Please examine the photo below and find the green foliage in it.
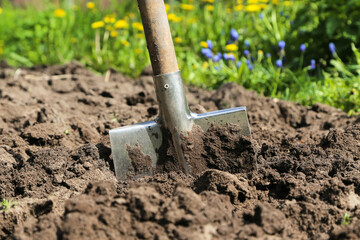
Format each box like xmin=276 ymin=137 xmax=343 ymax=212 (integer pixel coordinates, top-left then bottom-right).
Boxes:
xmin=0 ymin=0 xmax=359 ymax=114
xmin=1 ymin=198 xmax=18 ymax=211
xmin=341 ymin=213 xmax=351 ymax=226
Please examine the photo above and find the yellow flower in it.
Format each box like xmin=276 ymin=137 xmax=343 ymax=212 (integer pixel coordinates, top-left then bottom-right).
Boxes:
xmin=248 ymin=0 xmax=258 ymax=3
xmin=206 ymin=5 xmax=214 ymax=11
xmin=110 ymin=31 xmax=118 ymax=37
xmin=132 ymin=22 xmax=144 ymax=31
xmin=135 ymin=48 xmax=142 ymax=54
xmin=54 ymin=8 xmax=66 ymax=18
xmin=0 ymin=8 xmax=2 ymax=14
xmin=104 ymin=15 xmax=116 ymax=24
xmin=121 ymin=40 xmax=130 ymax=46
xmin=114 ymin=20 xmax=128 ymax=29
xmin=87 ymin=2 xmax=95 ymax=9
xmin=202 ymin=0 xmax=214 ymax=3
xmin=203 ymin=61 xmax=209 ymax=68
xmin=168 ymin=13 xmax=182 ymax=22
xmin=245 ymin=4 xmax=262 ymax=12
xmin=258 ymin=50 xmax=264 ymax=55
xmin=234 ymin=4 xmax=244 ymax=11
xmin=91 ymin=21 xmax=104 ymax=29
xmin=165 ymin=3 xmax=170 ymax=12
xmin=272 ymin=0 xmax=279 ymax=4
xmin=175 ymin=37 xmax=182 ymax=43
xmin=136 ymin=34 xmax=145 ymax=39
xmin=259 ymin=3 xmax=267 ymax=9
xmin=259 ymin=0 xmax=268 ymax=2
xmin=225 ymin=44 xmax=238 ymax=51
xmin=284 ymin=1 xmax=292 ymax=6
xmin=200 ymin=41 xmax=208 ymax=48
xmin=180 ymin=4 xmax=194 ymax=10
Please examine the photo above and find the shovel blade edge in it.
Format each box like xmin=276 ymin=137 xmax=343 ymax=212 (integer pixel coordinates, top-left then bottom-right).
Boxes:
xmin=109 ymin=120 xmax=162 ymax=180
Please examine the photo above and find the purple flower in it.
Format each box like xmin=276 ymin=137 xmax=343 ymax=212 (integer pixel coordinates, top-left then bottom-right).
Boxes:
xmin=329 ymin=42 xmax=336 ymax=54
xmin=244 ymin=50 xmax=250 ymax=57
xmin=236 ymin=61 xmax=242 ymax=68
xmin=266 ymin=53 xmax=271 ymax=58
xmin=276 ymin=59 xmax=283 ymax=68
xmin=300 ymin=44 xmax=306 ymax=52
xmin=246 ymin=59 xmax=253 ymax=70
xmin=278 ymin=41 xmax=286 ymax=50
xmin=201 ymin=48 xmax=213 ymax=59
xmin=212 ymin=53 xmax=222 ymax=62
xmin=259 ymin=12 xmax=264 ymax=19
xmin=310 ymin=59 xmax=316 ymax=69
xmin=206 ymin=40 xmax=213 ymax=49
xmin=224 ymin=53 xmax=235 ymax=61
xmin=230 ymin=29 xmax=239 ymax=41
xmin=244 ymin=40 xmax=250 ymax=47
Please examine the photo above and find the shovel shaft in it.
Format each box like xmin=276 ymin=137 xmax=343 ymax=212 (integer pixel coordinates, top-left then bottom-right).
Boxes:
xmin=137 ymin=0 xmax=179 ymax=75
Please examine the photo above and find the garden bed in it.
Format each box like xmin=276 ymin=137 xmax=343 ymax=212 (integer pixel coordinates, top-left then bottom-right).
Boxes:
xmin=0 ymin=62 xmax=359 ymax=239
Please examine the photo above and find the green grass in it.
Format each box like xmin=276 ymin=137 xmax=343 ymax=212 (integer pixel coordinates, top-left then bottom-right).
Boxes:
xmin=0 ymin=0 xmax=359 ymax=114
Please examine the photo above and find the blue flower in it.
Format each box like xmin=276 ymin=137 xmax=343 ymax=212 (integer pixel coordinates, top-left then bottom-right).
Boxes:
xmin=246 ymin=59 xmax=253 ymax=70
xmin=278 ymin=41 xmax=286 ymax=50
xmin=329 ymin=42 xmax=336 ymax=54
xmin=266 ymin=53 xmax=271 ymax=58
xmin=224 ymin=53 xmax=235 ymax=61
xmin=206 ymin=40 xmax=213 ymax=49
xmin=276 ymin=59 xmax=283 ymax=68
xmin=214 ymin=66 xmax=220 ymax=71
xmin=244 ymin=40 xmax=250 ymax=48
xmin=201 ymin=48 xmax=213 ymax=59
xmin=310 ymin=59 xmax=316 ymax=69
xmin=230 ymin=29 xmax=239 ymax=41
xmin=244 ymin=50 xmax=250 ymax=57
xmin=212 ymin=53 xmax=222 ymax=62
xmin=236 ymin=61 xmax=242 ymax=68
xmin=300 ymin=44 xmax=306 ymax=52
xmin=259 ymin=12 xmax=264 ymax=19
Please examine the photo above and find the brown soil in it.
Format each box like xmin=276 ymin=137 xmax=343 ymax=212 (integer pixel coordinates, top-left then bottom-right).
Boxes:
xmin=0 ymin=62 xmax=359 ymax=240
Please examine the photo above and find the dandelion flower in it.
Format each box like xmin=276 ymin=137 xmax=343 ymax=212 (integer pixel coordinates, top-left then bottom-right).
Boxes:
xmin=206 ymin=5 xmax=214 ymax=11
xmin=272 ymin=0 xmax=279 ymax=5
xmin=165 ymin=3 xmax=170 ymax=12
xmin=168 ymin=13 xmax=182 ymax=22
xmin=91 ymin=21 xmax=105 ymax=29
xmin=0 ymin=8 xmax=3 ymax=14
xmin=234 ymin=5 xmax=244 ymax=11
xmin=245 ymin=4 xmax=262 ymax=12
xmin=104 ymin=15 xmax=116 ymax=24
xmin=114 ymin=20 xmax=128 ymax=29
xmin=200 ymin=41 xmax=208 ymax=48
xmin=248 ymin=0 xmax=259 ymax=4
xmin=121 ymin=40 xmax=130 ymax=46
xmin=180 ymin=4 xmax=195 ymax=10
xmin=132 ymin=22 xmax=144 ymax=31
xmin=175 ymin=37 xmax=182 ymax=43
xmin=86 ymin=2 xmax=95 ymax=9
xmin=284 ymin=1 xmax=292 ymax=6
xmin=225 ymin=44 xmax=238 ymax=51
xmin=54 ymin=8 xmax=66 ymax=18
xmin=110 ymin=31 xmax=118 ymax=37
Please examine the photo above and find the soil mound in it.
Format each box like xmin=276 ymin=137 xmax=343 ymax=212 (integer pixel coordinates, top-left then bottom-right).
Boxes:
xmin=0 ymin=62 xmax=359 ymax=239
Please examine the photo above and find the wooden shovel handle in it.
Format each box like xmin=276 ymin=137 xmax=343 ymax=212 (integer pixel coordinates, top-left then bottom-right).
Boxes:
xmin=137 ymin=0 xmax=179 ymax=75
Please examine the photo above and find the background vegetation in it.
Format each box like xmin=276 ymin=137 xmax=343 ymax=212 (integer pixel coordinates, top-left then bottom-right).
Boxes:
xmin=0 ymin=0 xmax=359 ymax=114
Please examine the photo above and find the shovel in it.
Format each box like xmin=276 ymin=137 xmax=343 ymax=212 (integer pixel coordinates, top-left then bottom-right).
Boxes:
xmin=110 ymin=0 xmax=252 ymax=180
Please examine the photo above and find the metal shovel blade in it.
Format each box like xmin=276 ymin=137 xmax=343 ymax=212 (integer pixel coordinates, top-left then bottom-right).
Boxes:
xmin=109 ymin=107 xmax=251 ymax=180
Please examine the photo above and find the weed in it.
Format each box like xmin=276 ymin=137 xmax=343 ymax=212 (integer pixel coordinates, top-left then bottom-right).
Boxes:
xmin=341 ymin=213 xmax=351 ymax=226
xmin=1 ymin=198 xmax=18 ymax=212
